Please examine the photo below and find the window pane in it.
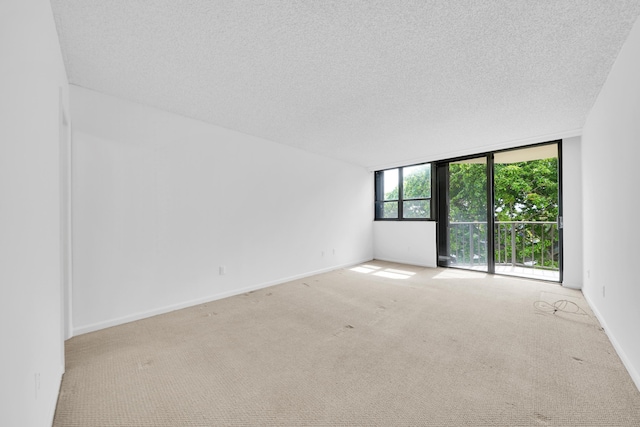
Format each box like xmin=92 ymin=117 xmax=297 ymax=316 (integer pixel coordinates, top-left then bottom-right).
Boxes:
xmin=383 ymin=169 xmax=399 ymax=201
xmin=403 ymin=164 xmax=431 ymax=199
xmin=375 ymin=201 xmax=398 ymax=218
xmin=403 ymin=200 xmax=430 ymax=219
xmin=449 ymin=159 xmax=487 ymax=222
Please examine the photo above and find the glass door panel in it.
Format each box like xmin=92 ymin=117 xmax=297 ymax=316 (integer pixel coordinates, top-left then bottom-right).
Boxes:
xmin=438 ymin=156 xmax=488 ymax=272
xmin=493 ymin=144 xmax=561 ymax=281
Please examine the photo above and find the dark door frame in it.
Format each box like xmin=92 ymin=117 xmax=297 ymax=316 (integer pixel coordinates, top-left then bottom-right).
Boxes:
xmin=436 ymin=140 xmax=563 ymax=282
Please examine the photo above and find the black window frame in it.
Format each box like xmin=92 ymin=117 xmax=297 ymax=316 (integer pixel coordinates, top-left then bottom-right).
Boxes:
xmin=374 ymin=162 xmax=434 ymax=221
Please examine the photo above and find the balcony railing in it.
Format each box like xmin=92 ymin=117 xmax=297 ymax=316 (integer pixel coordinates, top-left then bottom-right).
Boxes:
xmin=448 ymin=221 xmax=559 ymax=273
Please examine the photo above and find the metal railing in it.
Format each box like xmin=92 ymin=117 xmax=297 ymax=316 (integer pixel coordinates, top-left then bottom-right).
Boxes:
xmin=448 ymin=221 xmax=559 ymax=271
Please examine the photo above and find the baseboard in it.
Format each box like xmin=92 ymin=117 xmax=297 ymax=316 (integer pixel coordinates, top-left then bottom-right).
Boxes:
xmin=373 ymin=256 xmax=435 ymax=268
xmin=582 ymin=291 xmax=640 ymax=392
xmin=47 ymin=365 xmax=64 ymax=427
xmin=561 ymin=281 xmax=582 ymax=290
xmin=72 ymin=258 xmax=372 ymax=337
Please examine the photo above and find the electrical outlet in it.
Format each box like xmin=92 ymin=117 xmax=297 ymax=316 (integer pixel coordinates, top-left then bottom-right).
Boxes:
xmin=219 ymin=266 xmax=225 ymax=276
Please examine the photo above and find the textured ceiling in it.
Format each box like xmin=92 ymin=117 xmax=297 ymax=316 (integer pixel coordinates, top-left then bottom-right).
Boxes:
xmin=51 ymin=1 xmax=640 ymax=169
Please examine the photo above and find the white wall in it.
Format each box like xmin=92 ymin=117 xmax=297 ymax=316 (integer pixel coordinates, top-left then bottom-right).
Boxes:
xmin=561 ymin=136 xmax=583 ymax=289
xmin=0 ymin=1 xmax=68 ymax=426
xmin=70 ymin=86 xmax=373 ymax=334
xmin=582 ymin=16 xmax=640 ymax=390
xmin=373 ymin=221 xmax=437 ymax=267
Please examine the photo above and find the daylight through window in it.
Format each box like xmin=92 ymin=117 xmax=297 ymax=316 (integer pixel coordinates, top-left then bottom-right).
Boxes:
xmin=375 ymin=163 xmax=432 ymax=220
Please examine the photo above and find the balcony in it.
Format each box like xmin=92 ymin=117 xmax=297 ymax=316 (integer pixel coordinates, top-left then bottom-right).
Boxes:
xmin=448 ymin=221 xmax=560 ymax=282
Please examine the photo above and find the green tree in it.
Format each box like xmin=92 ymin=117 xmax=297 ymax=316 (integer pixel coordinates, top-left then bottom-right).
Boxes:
xmin=493 ymin=158 xmax=559 ymax=268
xmin=446 ymin=158 xmax=558 ymax=222
xmin=448 ymin=163 xmax=487 ymax=222
xmin=446 ymin=157 xmax=559 ymax=268
xmin=494 ymin=158 xmax=558 ymax=222
xmin=382 ymin=166 xmax=431 ymax=218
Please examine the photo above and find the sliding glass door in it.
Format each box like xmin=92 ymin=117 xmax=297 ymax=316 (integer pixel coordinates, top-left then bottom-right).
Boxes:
xmin=437 ymin=156 xmax=489 ymax=272
xmin=437 ymin=142 xmax=562 ymax=281
xmin=493 ymin=144 xmax=561 ymax=281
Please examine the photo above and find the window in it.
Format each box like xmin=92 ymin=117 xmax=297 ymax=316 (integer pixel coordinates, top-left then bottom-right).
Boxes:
xmin=375 ymin=168 xmax=400 ymax=219
xmin=375 ymin=163 xmax=432 ymax=220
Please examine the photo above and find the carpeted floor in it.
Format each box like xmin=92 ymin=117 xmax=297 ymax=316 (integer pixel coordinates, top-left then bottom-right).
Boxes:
xmin=53 ymin=261 xmax=640 ymax=426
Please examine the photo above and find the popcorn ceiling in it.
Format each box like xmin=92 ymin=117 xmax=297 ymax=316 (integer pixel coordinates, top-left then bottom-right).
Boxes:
xmin=51 ymin=1 xmax=640 ymax=168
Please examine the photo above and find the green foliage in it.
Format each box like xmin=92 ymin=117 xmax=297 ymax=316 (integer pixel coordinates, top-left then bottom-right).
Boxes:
xmin=382 ymin=166 xmax=431 ymax=218
xmin=403 ymin=168 xmax=431 ymax=199
xmin=449 ymin=163 xmax=487 ymax=222
xmin=447 ymin=157 xmax=559 ymax=269
xmin=447 ymin=158 xmax=558 ymax=223
xmin=494 ymin=158 xmax=558 ymax=222
xmin=494 ymin=158 xmax=559 ymax=268
xmin=378 ymin=155 xmax=559 ymax=269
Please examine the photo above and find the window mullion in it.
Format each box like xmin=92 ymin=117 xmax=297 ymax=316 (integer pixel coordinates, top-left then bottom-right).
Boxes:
xmin=374 ymin=163 xmax=432 ymax=221
xmin=398 ymin=168 xmax=404 ymax=220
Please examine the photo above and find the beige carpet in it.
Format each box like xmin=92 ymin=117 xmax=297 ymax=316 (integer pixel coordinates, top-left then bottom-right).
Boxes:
xmin=53 ymin=261 xmax=640 ymax=426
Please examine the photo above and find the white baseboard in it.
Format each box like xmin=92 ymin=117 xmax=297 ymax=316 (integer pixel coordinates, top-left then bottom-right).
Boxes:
xmin=373 ymin=256 xmax=435 ymax=268
xmin=582 ymin=291 xmax=640 ymax=393
xmin=72 ymin=259 xmax=372 ymax=337
xmin=47 ymin=365 xmax=64 ymax=427
xmin=561 ymin=281 xmax=582 ymax=290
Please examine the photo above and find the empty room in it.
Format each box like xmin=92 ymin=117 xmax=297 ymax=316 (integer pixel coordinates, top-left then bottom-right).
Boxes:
xmin=2 ymin=1 xmax=640 ymax=426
